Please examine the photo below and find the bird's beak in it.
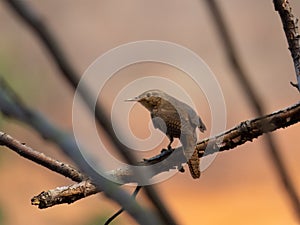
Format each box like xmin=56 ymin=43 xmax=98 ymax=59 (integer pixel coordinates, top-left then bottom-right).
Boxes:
xmin=124 ymin=96 xmax=139 ymax=102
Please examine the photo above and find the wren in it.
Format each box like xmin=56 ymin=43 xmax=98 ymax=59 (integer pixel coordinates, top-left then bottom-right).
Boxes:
xmin=126 ymin=89 xmax=206 ymax=179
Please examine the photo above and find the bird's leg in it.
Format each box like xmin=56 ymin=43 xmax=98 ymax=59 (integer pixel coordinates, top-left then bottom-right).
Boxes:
xmin=167 ymin=136 xmax=174 ymax=150
xmin=178 ymin=166 xmax=185 ymax=173
xmin=160 ymin=136 xmax=174 ymax=154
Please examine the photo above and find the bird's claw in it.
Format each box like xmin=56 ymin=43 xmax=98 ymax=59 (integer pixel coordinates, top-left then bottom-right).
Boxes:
xmin=160 ymin=148 xmax=168 ymax=154
xmin=178 ymin=166 xmax=185 ymax=173
xmin=167 ymin=145 xmax=172 ymax=150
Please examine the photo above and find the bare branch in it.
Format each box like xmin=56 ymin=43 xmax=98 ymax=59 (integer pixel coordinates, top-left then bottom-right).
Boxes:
xmin=0 ymin=132 xmax=86 ymax=183
xmin=196 ymin=101 xmax=300 ymax=155
xmin=0 ymin=132 xmax=99 ymax=208
xmin=274 ymin=0 xmax=300 ymax=91
xmin=31 ymin=181 xmax=97 ymax=209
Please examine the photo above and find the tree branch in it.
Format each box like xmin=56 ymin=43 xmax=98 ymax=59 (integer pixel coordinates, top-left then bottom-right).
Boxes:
xmin=274 ymin=0 xmax=300 ymax=91
xmin=31 ymin=181 xmax=97 ymax=209
xmin=1 ymin=101 xmax=299 ymax=208
xmin=0 ymin=132 xmax=87 ymax=183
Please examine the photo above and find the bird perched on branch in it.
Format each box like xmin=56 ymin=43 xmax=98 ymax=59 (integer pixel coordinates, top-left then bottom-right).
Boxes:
xmin=126 ymin=89 xmax=206 ymax=179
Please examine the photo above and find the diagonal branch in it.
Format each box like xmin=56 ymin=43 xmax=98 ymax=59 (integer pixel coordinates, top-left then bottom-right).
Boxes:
xmin=1 ymin=101 xmax=299 ymax=208
xmin=0 ymin=132 xmax=87 ymax=183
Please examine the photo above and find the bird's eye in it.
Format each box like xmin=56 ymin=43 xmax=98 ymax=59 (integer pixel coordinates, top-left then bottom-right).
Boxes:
xmin=146 ymin=93 xmax=151 ymax=97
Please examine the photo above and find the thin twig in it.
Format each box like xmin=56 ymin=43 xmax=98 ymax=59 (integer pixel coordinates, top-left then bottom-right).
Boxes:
xmin=205 ymin=0 xmax=300 ymax=221
xmin=274 ymin=0 xmax=300 ymax=92
xmin=1 ymin=101 xmax=299 ymax=208
xmin=104 ymin=186 xmax=142 ymax=225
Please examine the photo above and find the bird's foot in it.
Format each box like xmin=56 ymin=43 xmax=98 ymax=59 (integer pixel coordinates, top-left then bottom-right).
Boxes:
xmin=167 ymin=144 xmax=175 ymax=151
xmin=178 ymin=166 xmax=185 ymax=173
xmin=160 ymin=148 xmax=168 ymax=154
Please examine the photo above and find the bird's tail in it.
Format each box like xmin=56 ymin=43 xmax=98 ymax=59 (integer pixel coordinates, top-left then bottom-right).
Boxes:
xmin=187 ymin=151 xmax=201 ymax=179
xmin=181 ymin=132 xmax=201 ymax=179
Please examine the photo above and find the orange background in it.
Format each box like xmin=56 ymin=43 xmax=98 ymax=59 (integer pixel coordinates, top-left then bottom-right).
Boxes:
xmin=0 ymin=1 xmax=300 ymax=225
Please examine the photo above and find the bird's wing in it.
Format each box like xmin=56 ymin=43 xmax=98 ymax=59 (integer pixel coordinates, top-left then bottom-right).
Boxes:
xmin=186 ymin=106 xmax=206 ymax=132
xmin=150 ymin=112 xmax=167 ymax=133
xmin=180 ymin=126 xmax=197 ymax=158
xmin=170 ymin=99 xmax=206 ymax=132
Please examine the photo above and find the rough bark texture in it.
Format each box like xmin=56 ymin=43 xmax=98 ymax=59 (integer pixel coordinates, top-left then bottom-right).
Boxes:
xmin=274 ymin=0 xmax=300 ymax=91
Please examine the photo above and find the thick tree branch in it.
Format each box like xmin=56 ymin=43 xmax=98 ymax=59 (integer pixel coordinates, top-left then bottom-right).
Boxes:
xmin=1 ymin=101 xmax=299 ymax=208
xmin=31 ymin=181 xmax=97 ymax=209
xmin=196 ymin=101 xmax=300 ymax=155
xmin=274 ymin=0 xmax=300 ymax=91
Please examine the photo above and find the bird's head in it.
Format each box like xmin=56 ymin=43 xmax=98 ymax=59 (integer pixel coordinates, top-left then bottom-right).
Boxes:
xmin=125 ymin=89 xmax=165 ymax=111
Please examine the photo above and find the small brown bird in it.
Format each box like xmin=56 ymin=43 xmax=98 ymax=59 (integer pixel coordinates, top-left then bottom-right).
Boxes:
xmin=126 ymin=89 xmax=206 ymax=179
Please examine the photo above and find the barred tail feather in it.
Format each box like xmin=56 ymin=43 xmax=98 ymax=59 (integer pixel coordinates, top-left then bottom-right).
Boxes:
xmin=187 ymin=151 xmax=201 ymax=179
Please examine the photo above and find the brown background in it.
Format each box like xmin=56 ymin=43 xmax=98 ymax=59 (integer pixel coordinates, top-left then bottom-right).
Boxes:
xmin=0 ymin=1 xmax=300 ymax=225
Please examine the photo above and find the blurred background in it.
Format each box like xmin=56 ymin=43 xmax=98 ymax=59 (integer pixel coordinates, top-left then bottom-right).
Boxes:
xmin=0 ymin=0 xmax=300 ymax=224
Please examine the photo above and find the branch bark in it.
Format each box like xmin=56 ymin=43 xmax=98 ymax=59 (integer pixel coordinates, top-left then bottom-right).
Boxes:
xmin=0 ymin=132 xmax=86 ymax=183
xmin=274 ymin=0 xmax=300 ymax=91
xmin=30 ymin=181 xmax=97 ymax=209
